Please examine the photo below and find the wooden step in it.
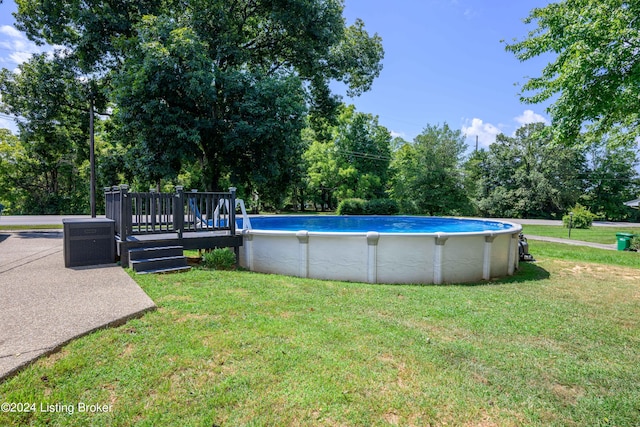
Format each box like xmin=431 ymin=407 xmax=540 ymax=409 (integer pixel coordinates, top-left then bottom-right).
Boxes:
xmin=128 ymin=246 xmax=190 ymax=274
xmin=129 ymin=245 xmax=184 ymax=261
xmin=135 ymin=266 xmax=192 ymax=275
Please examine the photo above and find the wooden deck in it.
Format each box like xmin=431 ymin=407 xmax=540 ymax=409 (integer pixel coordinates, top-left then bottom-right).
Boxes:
xmin=106 ymin=186 xmax=244 ymax=268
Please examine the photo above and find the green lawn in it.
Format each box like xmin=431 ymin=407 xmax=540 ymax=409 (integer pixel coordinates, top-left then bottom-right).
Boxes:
xmin=522 ymin=224 xmax=639 ymax=245
xmin=0 ymin=244 xmax=639 ymax=426
xmin=0 ymin=224 xmax=63 ymax=230
xmin=528 ymin=240 xmax=640 ymax=269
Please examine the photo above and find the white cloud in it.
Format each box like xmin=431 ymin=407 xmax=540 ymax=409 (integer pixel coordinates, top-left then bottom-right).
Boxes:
xmin=462 ymin=118 xmax=501 ymax=148
xmin=0 ymin=25 xmax=44 ymax=66
xmin=9 ymin=51 xmax=33 ymax=64
xmin=0 ymin=115 xmax=18 ymax=133
xmin=0 ymin=25 xmax=24 ymax=39
xmin=514 ymin=109 xmax=549 ymax=126
xmin=390 ymin=130 xmax=407 ymax=139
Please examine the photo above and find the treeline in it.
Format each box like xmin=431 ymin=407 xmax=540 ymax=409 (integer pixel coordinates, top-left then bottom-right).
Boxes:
xmin=0 ymin=0 xmax=638 ymax=220
xmin=1 ymin=104 xmax=639 ymax=221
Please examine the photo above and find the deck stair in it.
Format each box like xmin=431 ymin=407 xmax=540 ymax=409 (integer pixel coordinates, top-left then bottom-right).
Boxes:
xmin=128 ymin=245 xmax=190 ymax=274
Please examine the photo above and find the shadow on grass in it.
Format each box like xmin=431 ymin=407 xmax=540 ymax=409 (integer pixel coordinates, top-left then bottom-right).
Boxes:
xmin=440 ymin=262 xmax=551 ymax=288
xmin=490 ymin=262 xmax=550 ymax=284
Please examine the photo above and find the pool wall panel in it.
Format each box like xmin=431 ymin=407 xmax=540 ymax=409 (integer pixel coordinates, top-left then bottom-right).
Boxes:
xmin=308 ymin=235 xmax=368 ymax=282
xmin=239 ymin=218 xmax=522 ymax=285
xmin=375 ymin=235 xmax=435 ymax=284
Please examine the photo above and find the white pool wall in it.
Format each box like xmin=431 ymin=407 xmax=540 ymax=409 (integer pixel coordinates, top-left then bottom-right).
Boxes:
xmin=239 ymin=220 xmax=522 ymax=284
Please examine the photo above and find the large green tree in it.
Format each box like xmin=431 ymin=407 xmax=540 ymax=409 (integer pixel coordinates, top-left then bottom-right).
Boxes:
xmin=581 ymin=133 xmax=640 ymax=221
xmin=0 ymin=129 xmax=23 ymax=212
xmin=304 ymin=105 xmax=391 ymax=209
xmin=474 ymin=123 xmax=586 ymax=218
xmin=389 ymin=124 xmax=471 ymax=216
xmin=303 ymin=105 xmax=392 ymax=210
xmin=0 ymin=54 xmax=93 ymax=213
xmin=333 ymin=105 xmax=392 ymax=200
xmin=14 ymin=0 xmax=384 ymax=191
xmin=506 ymin=0 xmax=640 ymax=142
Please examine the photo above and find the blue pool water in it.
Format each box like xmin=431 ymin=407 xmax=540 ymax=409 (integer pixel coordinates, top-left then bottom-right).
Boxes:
xmin=245 ymin=216 xmax=517 ymax=233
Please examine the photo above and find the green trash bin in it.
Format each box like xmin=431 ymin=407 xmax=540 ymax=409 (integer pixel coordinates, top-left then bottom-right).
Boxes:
xmin=616 ymin=232 xmax=636 ymax=251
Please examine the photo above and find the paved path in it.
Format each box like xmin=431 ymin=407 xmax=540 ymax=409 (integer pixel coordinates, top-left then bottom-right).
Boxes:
xmin=492 ymin=218 xmax=640 ymax=228
xmin=524 ymin=235 xmax=617 ymax=251
xmin=0 ymin=215 xmax=101 ymax=226
xmin=0 ymin=231 xmax=156 ymax=381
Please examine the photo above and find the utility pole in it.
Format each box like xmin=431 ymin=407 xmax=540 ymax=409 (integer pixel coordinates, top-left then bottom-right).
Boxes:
xmin=475 ymin=135 xmax=478 ymax=152
xmin=89 ymin=95 xmax=96 ymax=218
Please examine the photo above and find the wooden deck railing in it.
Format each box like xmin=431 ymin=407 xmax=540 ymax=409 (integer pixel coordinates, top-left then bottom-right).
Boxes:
xmin=105 ymin=185 xmax=237 ymax=241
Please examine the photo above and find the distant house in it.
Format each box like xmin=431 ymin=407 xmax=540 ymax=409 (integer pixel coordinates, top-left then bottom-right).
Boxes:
xmin=624 ymin=198 xmax=640 ymax=209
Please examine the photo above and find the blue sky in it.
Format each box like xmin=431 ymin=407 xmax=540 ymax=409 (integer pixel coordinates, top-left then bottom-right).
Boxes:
xmin=0 ymin=0 xmax=554 ymax=149
xmin=336 ymin=0 xmax=554 ymax=148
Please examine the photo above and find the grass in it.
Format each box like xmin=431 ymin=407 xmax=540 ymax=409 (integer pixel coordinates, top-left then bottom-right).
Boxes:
xmin=1 ymin=242 xmax=639 ymax=426
xmin=0 ymin=224 xmax=62 ymax=230
xmin=529 ymin=240 xmax=640 ymax=269
xmin=522 ymin=224 xmax=639 ymax=245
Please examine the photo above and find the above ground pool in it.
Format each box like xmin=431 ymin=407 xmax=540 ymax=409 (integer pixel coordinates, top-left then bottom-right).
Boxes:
xmin=239 ymin=215 xmax=522 ymax=285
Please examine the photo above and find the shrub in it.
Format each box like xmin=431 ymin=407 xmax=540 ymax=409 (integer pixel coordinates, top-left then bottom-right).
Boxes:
xmin=337 ymin=198 xmax=366 ymax=215
xmin=364 ymin=198 xmax=400 ymax=215
xmin=337 ymin=198 xmax=400 ymax=215
xmin=630 ymin=236 xmax=640 ymax=252
xmin=202 ymin=248 xmax=237 ymax=270
xmin=562 ymin=204 xmax=596 ymax=229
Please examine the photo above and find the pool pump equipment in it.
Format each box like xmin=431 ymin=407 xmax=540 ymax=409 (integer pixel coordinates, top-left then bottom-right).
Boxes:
xmin=518 ymin=233 xmax=534 ymax=262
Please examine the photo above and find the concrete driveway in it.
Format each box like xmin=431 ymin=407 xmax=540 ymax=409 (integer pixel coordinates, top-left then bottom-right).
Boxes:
xmin=0 ymin=231 xmax=155 ymax=381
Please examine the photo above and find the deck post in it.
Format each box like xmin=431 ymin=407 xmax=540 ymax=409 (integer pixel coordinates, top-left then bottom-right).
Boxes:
xmin=149 ymin=188 xmax=157 ymax=231
xmin=104 ymin=187 xmax=112 ymax=220
xmin=119 ymin=184 xmax=130 ymax=242
xmin=174 ymin=186 xmax=185 ymax=239
xmin=229 ymin=187 xmax=237 ymax=236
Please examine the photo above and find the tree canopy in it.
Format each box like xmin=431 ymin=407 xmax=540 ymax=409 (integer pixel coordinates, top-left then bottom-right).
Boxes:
xmin=389 ymin=124 xmax=471 ymax=216
xmin=472 ymin=123 xmax=586 ymax=218
xmin=0 ymin=54 xmax=92 ymax=213
xmin=506 ymin=0 xmax=640 ymax=143
xmin=12 ymin=0 xmax=384 ymax=190
xmin=303 ymin=105 xmax=391 ymax=210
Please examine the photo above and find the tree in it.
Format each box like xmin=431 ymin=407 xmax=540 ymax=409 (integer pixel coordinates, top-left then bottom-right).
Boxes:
xmin=302 ymin=105 xmax=392 ymax=210
xmin=581 ymin=133 xmax=640 ymax=221
xmin=474 ymin=123 xmax=586 ymax=218
xmin=333 ymin=105 xmax=392 ymax=200
xmin=506 ymin=1 xmax=640 ymax=142
xmin=389 ymin=124 xmax=471 ymax=216
xmin=303 ymin=139 xmax=341 ymax=211
xmin=14 ymin=0 xmax=384 ymax=191
xmin=0 ymin=54 xmax=93 ymax=213
xmin=0 ymin=129 xmax=23 ymax=212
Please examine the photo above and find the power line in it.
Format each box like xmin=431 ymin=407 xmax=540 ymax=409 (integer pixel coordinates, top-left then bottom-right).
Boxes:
xmin=335 ymin=148 xmax=391 ymax=162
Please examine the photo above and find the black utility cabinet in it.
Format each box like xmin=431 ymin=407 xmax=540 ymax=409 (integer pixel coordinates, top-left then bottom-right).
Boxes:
xmin=63 ymin=218 xmax=115 ymax=267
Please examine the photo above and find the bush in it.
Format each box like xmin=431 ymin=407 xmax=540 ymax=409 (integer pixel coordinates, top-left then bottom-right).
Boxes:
xmin=337 ymin=198 xmax=400 ymax=215
xmin=364 ymin=198 xmax=400 ymax=215
xmin=202 ymin=248 xmax=237 ymax=270
xmin=337 ymin=198 xmax=366 ymax=215
xmin=630 ymin=236 xmax=640 ymax=252
xmin=562 ymin=204 xmax=597 ymax=229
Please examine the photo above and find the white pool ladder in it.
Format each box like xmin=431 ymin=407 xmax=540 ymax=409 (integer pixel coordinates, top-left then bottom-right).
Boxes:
xmin=214 ymin=198 xmax=252 ymax=230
